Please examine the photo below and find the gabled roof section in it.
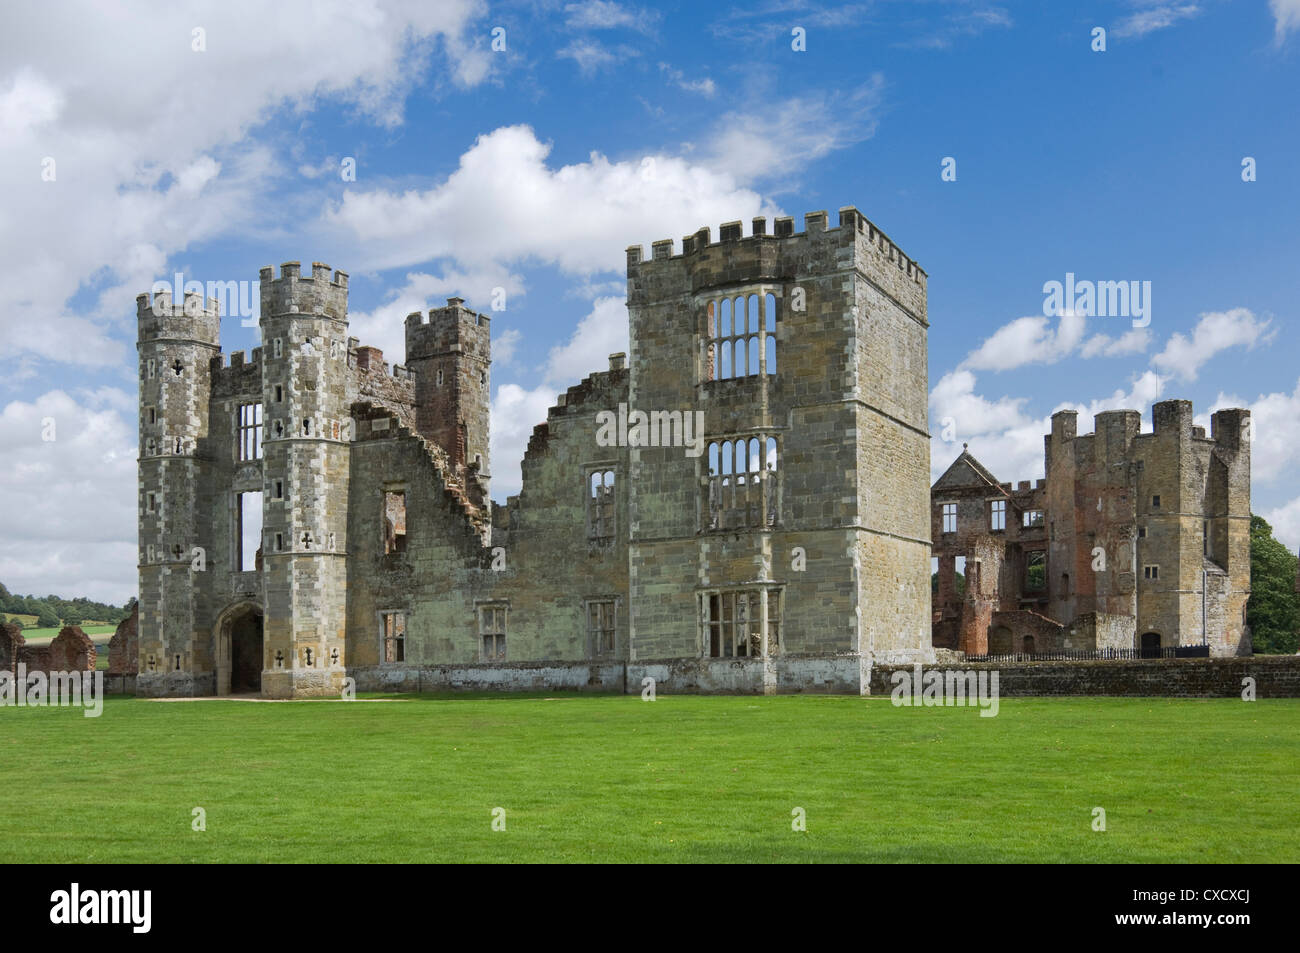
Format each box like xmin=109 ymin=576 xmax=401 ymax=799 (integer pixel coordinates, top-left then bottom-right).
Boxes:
xmin=932 ymin=445 xmax=1005 ymax=494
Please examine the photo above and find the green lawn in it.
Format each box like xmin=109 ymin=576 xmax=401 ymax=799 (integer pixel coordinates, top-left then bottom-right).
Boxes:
xmin=2 ymin=693 xmax=1296 ymax=863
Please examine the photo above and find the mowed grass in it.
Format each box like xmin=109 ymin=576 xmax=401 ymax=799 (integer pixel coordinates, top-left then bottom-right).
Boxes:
xmin=2 ymin=693 xmax=1297 ymax=863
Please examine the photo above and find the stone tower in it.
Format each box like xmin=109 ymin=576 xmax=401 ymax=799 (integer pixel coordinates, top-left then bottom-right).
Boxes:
xmin=136 ymin=288 xmax=221 ymax=696
xmin=623 ymin=207 xmax=933 ymax=691
xmin=258 ymin=262 xmax=353 ymax=697
xmin=405 ymin=297 xmax=492 ymax=496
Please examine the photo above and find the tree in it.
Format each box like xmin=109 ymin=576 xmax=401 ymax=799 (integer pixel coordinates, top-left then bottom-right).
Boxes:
xmin=35 ymin=607 xmax=60 ymax=629
xmin=1247 ymin=514 xmax=1300 ymax=655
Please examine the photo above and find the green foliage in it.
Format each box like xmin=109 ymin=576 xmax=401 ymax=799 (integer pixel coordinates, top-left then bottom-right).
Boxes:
xmin=0 ymin=582 xmax=133 ymax=626
xmin=931 ymin=570 xmax=966 ymax=598
xmin=1248 ymin=515 xmax=1300 ymax=654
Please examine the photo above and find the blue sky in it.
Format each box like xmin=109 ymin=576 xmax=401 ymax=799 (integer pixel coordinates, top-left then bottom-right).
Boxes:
xmin=2 ymin=0 xmax=1298 ymax=603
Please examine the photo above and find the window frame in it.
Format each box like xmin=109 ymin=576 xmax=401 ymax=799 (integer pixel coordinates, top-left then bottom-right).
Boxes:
xmin=378 ymin=609 xmax=406 ymax=664
xmin=585 ymin=598 xmax=618 ymax=658
xmin=701 ymin=288 xmax=779 ymax=382
xmin=478 ymin=602 xmax=508 ymax=661
xmin=989 ymin=498 xmax=1007 ymax=532
xmin=586 ymin=466 xmax=617 ymax=542
xmin=700 ymin=587 xmax=782 ymax=659
xmin=941 ymin=502 xmax=957 ymax=534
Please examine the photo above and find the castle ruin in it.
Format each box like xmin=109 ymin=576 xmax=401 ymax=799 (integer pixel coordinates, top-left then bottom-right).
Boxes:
xmin=136 ymin=206 xmax=934 ymax=697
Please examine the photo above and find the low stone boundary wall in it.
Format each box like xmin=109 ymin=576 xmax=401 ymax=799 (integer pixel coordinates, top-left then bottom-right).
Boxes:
xmin=351 ymin=661 xmax=626 ymax=694
xmin=868 ymin=656 xmax=1300 ymax=698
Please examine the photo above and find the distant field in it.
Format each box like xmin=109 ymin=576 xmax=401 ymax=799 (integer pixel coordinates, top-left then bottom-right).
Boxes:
xmin=2 ymin=693 xmax=1298 ymax=863
xmin=1 ymin=613 xmax=38 ymax=626
xmin=15 ymin=624 xmax=116 ymax=643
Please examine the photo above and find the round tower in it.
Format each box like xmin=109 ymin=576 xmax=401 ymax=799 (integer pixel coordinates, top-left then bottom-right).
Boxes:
xmin=136 ymin=289 xmax=221 ymax=696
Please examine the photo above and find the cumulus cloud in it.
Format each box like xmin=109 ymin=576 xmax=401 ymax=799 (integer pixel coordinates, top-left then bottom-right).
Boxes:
xmin=1150 ymin=308 xmax=1270 ymax=382
xmin=489 ymin=297 xmax=630 ymax=499
xmin=326 ymin=123 xmax=777 ymax=277
xmin=0 ymin=388 xmax=137 ymax=603
xmin=960 ymin=312 xmax=1087 ymax=372
xmin=0 ymin=0 xmax=490 ymax=368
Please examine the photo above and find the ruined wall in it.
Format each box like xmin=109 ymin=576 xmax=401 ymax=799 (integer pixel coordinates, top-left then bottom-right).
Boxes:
xmin=0 ymin=622 xmax=24 ymax=676
xmin=108 ymin=605 xmax=139 ymax=676
xmin=870 ymin=656 xmax=1300 ymax=697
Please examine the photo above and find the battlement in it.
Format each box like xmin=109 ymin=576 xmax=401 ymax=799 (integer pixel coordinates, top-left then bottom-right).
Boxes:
xmin=210 ymin=347 xmax=265 ymax=372
xmin=625 ymin=205 xmax=927 ymax=288
xmin=351 ymin=344 xmax=414 ymax=380
xmin=258 ymin=260 xmax=349 ymax=321
xmin=405 ymin=297 xmax=491 ymax=361
xmin=136 ymin=291 xmax=221 ymax=345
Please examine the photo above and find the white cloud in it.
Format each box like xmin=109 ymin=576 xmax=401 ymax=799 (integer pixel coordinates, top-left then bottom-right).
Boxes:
xmin=659 ymin=63 xmax=715 ymax=96
xmin=0 ymin=388 xmax=137 ymax=603
xmin=0 ymin=0 xmax=489 ymax=367
xmin=1262 ymin=495 xmax=1300 ymax=554
xmin=565 ymin=1 xmax=658 ymax=32
xmin=1080 ymin=327 xmax=1151 ymax=358
xmin=1272 ymin=0 xmax=1300 ymax=43
xmin=1204 ymin=378 xmax=1300 ymax=485
xmin=558 ymin=40 xmax=621 ymax=74
xmin=488 ymin=297 xmax=630 ymax=499
xmin=960 ymin=312 xmax=1087 ymax=372
xmin=326 ymin=123 xmax=776 ymax=277
xmin=1114 ymin=3 xmax=1201 ymax=38
xmin=704 ymin=77 xmax=885 ymax=182
xmin=1150 ymin=308 xmax=1270 ymax=382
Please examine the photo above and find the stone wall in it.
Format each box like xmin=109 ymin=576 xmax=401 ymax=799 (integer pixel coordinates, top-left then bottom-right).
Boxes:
xmin=870 ymin=656 xmax=1300 ymax=697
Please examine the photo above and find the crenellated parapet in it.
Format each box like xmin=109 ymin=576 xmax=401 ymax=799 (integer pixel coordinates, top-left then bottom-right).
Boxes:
xmin=626 ymin=206 xmax=926 ymax=316
xmin=259 ymin=261 xmax=349 ymax=321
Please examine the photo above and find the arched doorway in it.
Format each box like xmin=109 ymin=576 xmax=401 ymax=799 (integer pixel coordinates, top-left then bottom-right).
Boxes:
xmin=1140 ymin=631 xmax=1161 ymax=659
xmin=1022 ymin=635 xmax=1036 ymax=655
xmin=215 ymin=602 xmax=264 ymax=696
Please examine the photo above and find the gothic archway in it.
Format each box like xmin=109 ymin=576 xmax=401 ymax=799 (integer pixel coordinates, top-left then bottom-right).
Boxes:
xmin=214 ymin=601 xmax=264 ymax=696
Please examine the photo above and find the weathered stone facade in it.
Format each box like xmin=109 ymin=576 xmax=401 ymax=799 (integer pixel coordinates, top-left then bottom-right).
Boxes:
xmin=136 ymin=206 xmax=935 ymax=697
xmin=932 ymin=400 xmax=1252 ymax=658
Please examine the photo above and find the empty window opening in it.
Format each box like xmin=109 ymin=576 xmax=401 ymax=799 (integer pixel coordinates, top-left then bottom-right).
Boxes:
xmin=275 ymin=532 xmax=283 ymax=552
xmin=705 ymin=435 xmax=779 ymax=529
xmin=381 ymin=611 xmax=405 ymax=663
xmin=437 ymin=367 xmax=444 ymax=387
xmin=705 ymin=293 xmax=774 ymax=381
xmin=1061 ymin=572 xmax=1071 ymax=597
xmin=705 ymin=589 xmax=781 ymax=658
xmin=588 ymin=601 xmax=616 ymax=657
xmin=238 ymin=403 xmax=264 ymax=460
xmin=302 ymin=418 xmax=311 ymax=436
xmin=274 ymin=420 xmax=284 ymax=437
xmin=274 ymin=384 xmax=283 ymax=402
xmin=172 ymin=359 xmax=184 ymax=376
xmin=480 ymin=604 xmax=507 ymax=660
xmin=146 ymin=407 xmax=156 ymax=425
xmin=1138 ymin=525 xmax=1147 ymax=539
xmin=1144 ymin=565 xmax=1159 ymax=580
xmin=588 ymin=470 xmax=615 ymax=541
xmin=146 ymin=492 xmax=157 ymax=514
xmin=146 ymin=359 xmax=155 ymax=379
xmin=273 ymin=338 xmax=283 ymax=359
xmin=990 ymin=499 xmax=1006 ymax=531
xmin=272 ymin=479 xmax=283 ymax=500
xmin=1023 ymin=509 xmax=1044 ymax=528
xmin=384 ymin=490 xmax=407 ymax=554
xmin=237 ymin=491 xmax=263 ymax=571
xmin=1025 ymin=551 xmax=1046 ymax=592
xmin=941 ymin=502 xmax=957 ymax=534
xmin=1151 ymin=494 xmax=1161 ymax=508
